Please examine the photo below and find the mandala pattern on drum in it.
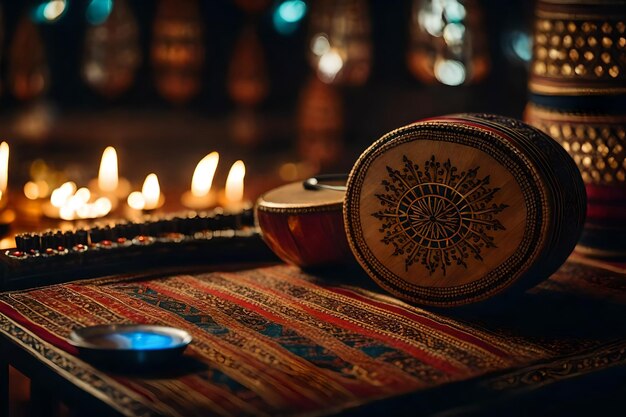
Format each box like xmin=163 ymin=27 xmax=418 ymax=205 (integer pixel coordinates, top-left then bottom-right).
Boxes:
xmin=372 ymin=155 xmax=508 ymax=275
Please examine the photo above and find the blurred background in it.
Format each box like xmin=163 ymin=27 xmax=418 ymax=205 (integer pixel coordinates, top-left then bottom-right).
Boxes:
xmin=0 ymin=2 xmax=556 ymax=414
xmin=3 ymin=2 xmax=626 ymax=415
xmin=0 ymin=0 xmax=534 ymax=188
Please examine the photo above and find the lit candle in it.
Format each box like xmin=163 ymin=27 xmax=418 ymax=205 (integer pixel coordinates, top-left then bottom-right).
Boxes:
xmin=0 ymin=142 xmax=14 ymax=232
xmin=218 ymin=160 xmax=250 ymax=212
xmin=43 ymin=181 xmax=112 ymax=220
xmin=99 ymin=146 xmax=119 ymax=192
xmin=126 ymin=173 xmax=164 ymax=212
xmin=142 ymin=173 xmax=162 ymax=210
xmin=50 ymin=181 xmax=77 ymax=208
xmin=0 ymin=141 xmax=8 ymax=209
xmin=181 ymin=152 xmax=219 ymax=209
xmin=127 ymin=191 xmax=145 ymax=210
xmin=89 ymin=146 xmax=131 ymax=201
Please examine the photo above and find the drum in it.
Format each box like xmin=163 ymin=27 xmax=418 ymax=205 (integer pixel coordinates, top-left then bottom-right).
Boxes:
xmin=255 ymin=177 xmax=352 ymax=268
xmin=343 ymin=114 xmax=586 ymax=306
xmin=256 ymin=114 xmax=587 ymax=307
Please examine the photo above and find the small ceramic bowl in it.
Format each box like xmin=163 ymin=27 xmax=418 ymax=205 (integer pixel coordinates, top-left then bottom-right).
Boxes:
xmin=69 ymin=324 xmax=192 ymax=369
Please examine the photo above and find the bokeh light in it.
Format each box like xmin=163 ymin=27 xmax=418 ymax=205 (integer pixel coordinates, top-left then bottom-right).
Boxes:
xmin=273 ymin=0 xmax=307 ymax=35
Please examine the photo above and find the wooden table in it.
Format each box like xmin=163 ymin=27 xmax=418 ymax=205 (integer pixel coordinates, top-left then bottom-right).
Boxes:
xmin=2 ymin=255 xmax=626 ymax=417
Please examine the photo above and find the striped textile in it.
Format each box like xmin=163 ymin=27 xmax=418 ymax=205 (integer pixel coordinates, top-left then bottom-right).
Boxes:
xmin=1 ymin=255 xmax=626 ymax=417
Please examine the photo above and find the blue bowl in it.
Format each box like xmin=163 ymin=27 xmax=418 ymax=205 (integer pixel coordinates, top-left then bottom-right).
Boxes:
xmin=69 ymin=324 xmax=192 ymax=370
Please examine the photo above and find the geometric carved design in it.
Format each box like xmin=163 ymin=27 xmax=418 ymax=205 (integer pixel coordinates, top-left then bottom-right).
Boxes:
xmin=531 ymin=19 xmax=625 ymax=82
xmin=525 ymin=104 xmax=626 ymax=185
xmin=539 ymin=120 xmax=626 ymax=185
xmin=372 ymin=155 xmax=508 ymax=275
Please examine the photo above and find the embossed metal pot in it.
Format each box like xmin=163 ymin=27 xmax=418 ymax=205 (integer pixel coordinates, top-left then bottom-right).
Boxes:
xmin=525 ymin=0 xmax=626 ymax=257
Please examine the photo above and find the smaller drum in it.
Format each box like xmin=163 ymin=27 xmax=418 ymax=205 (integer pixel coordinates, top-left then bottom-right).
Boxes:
xmin=255 ymin=176 xmax=352 ymax=268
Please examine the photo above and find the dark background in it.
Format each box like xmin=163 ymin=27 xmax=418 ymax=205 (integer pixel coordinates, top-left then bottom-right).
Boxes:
xmin=0 ymin=0 xmax=536 ymax=189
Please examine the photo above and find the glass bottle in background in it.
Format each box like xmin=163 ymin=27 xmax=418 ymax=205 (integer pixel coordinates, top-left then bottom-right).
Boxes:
xmin=307 ymin=0 xmax=372 ymax=86
xmin=407 ymin=0 xmax=489 ymax=86
xmin=9 ymin=11 xmax=55 ymax=141
xmin=151 ymin=0 xmax=205 ymax=104
xmin=83 ymin=0 xmax=141 ymax=99
xmin=228 ymin=0 xmax=271 ymax=147
xmin=228 ymin=25 xmax=268 ymax=108
xmin=0 ymin=6 xmax=4 ymax=97
xmin=297 ymin=75 xmax=343 ymax=170
xmin=9 ymin=15 xmax=49 ymax=101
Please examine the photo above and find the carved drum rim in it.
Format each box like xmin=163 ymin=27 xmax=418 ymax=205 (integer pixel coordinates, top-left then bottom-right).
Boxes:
xmin=344 ymin=119 xmax=551 ymax=306
xmin=256 ymin=181 xmax=344 ymax=215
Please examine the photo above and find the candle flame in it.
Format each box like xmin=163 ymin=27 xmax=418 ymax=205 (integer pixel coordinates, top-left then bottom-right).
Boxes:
xmin=225 ymin=160 xmax=245 ymax=204
xmin=59 ymin=205 xmax=74 ymax=220
xmin=191 ymin=152 xmax=219 ymax=197
xmin=51 ymin=181 xmax=77 ymax=207
xmin=127 ymin=191 xmax=145 ymax=210
xmin=94 ymin=197 xmax=112 ymax=214
xmin=142 ymin=173 xmax=160 ymax=210
xmin=50 ymin=182 xmax=110 ymax=220
xmin=74 ymin=187 xmax=91 ymax=204
xmin=0 ymin=142 xmax=9 ymax=193
xmin=98 ymin=146 xmax=119 ymax=193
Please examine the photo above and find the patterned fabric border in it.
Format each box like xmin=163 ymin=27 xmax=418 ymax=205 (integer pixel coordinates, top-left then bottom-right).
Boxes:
xmin=0 ymin=314 xmax=163 ymax=417
xmin=1 ymin=258 xmax=625 ymax=416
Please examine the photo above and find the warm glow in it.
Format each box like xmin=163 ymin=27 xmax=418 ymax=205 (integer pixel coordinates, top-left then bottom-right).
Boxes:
xmin=24 ymin=181 xmax=40 ymax=200
xmin=142 ymin=173 xmax=161 ymax=210
xmin=59 ymin=205 xmax=74 ymax=220
xmin=318 ymin=49 xmax=344 ymax=83
xmin=74 ymin=188 xmax=91 ymax=205
xmin=43 ymin=0 xmax=67 ymax=21
xmin=98 ymin=146 xmax=119 ymax=192
xmin=37 ymin=180 xmax=50 ymax=197
xmin=0 ymin=142 xmax=9 ymax=193
xmin=311 ymin=33 xmax=330 ymax=56
xmin=225 ymin=160 xmax=246 ymax=204
xmin=94 ymin=197 xmax=112 ymax=214
xmin=191 ymin=152 xmax=219 ymax=197
xmin=49 ymin=182 xmax=110 ymax=220
xmin=127 ymin=191 xmax=145 ymax=210
xmin=51 ymin=182 xmax=77 ymax=208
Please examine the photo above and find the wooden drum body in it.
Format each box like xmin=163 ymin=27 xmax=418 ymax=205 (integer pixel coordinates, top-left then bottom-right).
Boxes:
xmin=344 ymin=114 xmax=586 ymax=307
xmin=256 ymin=181 xmax=352 ymax=268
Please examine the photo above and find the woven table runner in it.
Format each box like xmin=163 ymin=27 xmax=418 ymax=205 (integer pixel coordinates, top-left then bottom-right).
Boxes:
xmin=1 ymin=254 xmax=626 ymax=417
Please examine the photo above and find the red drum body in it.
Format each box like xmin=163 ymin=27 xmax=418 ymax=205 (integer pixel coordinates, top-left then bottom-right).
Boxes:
xmin=255 ymin=181 xmax=352 ymax=268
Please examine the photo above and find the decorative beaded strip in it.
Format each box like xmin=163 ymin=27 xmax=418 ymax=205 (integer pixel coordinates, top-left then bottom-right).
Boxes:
xmin=525 ymin=104 xmax=626 ymax=185
xmin=529 ymin=11 xmax=626 ymax=95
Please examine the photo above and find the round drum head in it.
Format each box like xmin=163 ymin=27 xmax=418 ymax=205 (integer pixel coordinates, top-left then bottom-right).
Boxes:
xmin=256 ymin=178 xmax=351 ymax=268
xmin=344 ymin=117 xmax=556 ymax=306
xmin=257 ymin=180 xmax=344 ymax=212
